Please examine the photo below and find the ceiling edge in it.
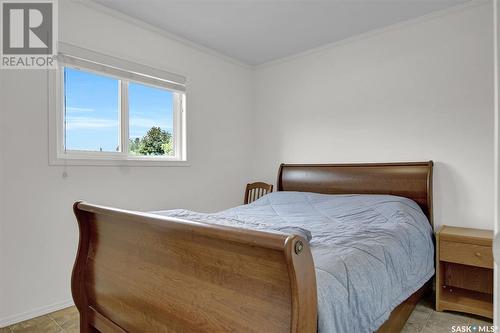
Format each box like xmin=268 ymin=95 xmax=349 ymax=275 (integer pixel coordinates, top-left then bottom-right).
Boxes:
xmin=77 ymin=0 xmax=253 ymax=69
xmin=255 ymin=0 xmax=489 ymax=70
xmin=71 ymin=0 xmax=488 ymax=70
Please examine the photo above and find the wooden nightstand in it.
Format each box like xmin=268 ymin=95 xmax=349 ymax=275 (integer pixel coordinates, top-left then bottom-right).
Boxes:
xmin=436 ymin=226 xmax=494 ymax=319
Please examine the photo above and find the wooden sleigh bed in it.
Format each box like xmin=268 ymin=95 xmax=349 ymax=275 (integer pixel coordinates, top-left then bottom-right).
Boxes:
xmin=72 ymin=161 xmax=434 ymax=333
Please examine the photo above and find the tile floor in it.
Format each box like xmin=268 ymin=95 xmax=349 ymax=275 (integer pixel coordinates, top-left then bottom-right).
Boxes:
xmin=0 ymin=297 xmax=493 ymax=333
xmin=401 ymin=296 xmax=492 ymax=333
xmin=1 ymin=306 xmax=78 ymax=333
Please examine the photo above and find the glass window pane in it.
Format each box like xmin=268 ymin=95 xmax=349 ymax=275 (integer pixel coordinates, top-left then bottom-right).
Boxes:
xmin=128 ymin=82 xmax=174 ymax=156
xmin=64 ymin=67 xmax=120 ymax=152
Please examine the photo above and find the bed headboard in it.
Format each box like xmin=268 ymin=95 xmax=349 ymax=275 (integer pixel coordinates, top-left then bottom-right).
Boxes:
xmin=277 ymin=161 xmax=433 ymax=225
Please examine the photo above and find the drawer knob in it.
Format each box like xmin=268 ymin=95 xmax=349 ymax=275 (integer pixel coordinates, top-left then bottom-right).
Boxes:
xmin=475 ymin=252 xmax=482 ymax=257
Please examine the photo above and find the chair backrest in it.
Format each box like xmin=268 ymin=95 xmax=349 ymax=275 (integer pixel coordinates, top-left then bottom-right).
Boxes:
xmin=244 ymin=182 xmax=274 ymax=204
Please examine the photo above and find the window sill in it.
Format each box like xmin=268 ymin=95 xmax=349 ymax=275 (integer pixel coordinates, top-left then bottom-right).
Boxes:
xmin=49 ymin=156 xmax=190 ymax=167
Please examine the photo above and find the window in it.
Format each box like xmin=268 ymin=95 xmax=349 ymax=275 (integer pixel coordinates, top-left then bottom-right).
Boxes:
xmin=52 ymin=43 xmax=186 ymax=165
xmin=128 ymin=82 xmax=174 ymax=157
xmin=64 ymin=68 xmax=120 ymax=153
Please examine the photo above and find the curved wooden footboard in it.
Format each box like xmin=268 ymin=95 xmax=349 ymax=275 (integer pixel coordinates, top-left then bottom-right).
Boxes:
xmin=71 ymin=201 xmax=317 ymax=333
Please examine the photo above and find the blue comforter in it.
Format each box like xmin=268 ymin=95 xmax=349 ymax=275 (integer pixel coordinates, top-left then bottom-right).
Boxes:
xmin=152 ymin=191 xmax=434 ymax=333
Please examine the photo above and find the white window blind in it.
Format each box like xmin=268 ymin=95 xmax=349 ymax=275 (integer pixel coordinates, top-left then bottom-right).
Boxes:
xmin=58 ymin=42 xmax=186 ymax=92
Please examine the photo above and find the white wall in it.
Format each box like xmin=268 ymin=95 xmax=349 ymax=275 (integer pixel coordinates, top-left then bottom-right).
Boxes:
xmin=0 ymin=47 xmax=7 ymax=326
xmin=252 ymin=1 xmax=494 ymax=231
xmin=494 ymin=0 xmax=499 ymax=326
xmin=0 ymin=0 xmax=253 ymax=326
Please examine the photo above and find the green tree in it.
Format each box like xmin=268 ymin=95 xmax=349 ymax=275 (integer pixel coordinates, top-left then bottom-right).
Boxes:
xmin=139 ymin=126 xmax=172 ymax=156
xmin=129 ymin=137 xmax=141 ymax=155
xmin=161 ymin=140 xmax=173 ymax=155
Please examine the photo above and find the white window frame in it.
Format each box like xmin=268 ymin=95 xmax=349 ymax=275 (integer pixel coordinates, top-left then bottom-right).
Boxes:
xmin=49 ymin=43 xmax=188 ymax=166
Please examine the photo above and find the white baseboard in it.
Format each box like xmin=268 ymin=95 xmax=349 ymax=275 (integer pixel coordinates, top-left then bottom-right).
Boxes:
xmin=0 ymin=299 xmax=74 ymax=328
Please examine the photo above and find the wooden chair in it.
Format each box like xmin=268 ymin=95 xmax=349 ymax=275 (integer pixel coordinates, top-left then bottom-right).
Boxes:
xmin=244 ymin=182 xmax=273 ymax=204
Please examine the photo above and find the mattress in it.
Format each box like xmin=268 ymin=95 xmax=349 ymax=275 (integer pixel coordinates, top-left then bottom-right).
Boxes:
xmin=152 ymin=191 xmax=434 ymax=333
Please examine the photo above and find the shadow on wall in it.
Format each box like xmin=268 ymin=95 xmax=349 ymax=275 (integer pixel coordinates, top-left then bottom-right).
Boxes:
xmin=433 ymin=161 xmax=469 ymax=230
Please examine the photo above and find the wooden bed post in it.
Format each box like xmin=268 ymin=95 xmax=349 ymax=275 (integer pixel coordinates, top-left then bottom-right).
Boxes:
xmin=71 ymin=201 xmax=95 ymax=333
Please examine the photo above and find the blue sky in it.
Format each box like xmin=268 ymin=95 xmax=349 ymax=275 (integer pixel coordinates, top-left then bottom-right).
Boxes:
xmin=64 ymin=67 xmax=173 ymax=152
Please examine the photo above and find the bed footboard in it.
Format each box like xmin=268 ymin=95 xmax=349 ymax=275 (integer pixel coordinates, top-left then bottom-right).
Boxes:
xmin=71 ymin=201 xmax=317 ymax=333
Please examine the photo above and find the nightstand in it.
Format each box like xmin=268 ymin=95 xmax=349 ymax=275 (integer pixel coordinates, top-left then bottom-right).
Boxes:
xmin=436 ymin=226 xmax=493 ymax=319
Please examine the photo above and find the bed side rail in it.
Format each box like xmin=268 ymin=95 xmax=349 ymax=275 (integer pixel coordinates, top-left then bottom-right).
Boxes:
xmin=72 ymin=201 xmax=317 ymax=333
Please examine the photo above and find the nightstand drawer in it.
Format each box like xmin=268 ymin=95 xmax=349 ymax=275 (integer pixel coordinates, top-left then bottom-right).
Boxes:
xmin=440 ymin=241 xmax=493 ymax=269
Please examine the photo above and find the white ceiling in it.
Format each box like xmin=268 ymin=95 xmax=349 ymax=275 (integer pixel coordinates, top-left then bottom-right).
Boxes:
xmin=93 ymin=0 xmax=468 ymax=66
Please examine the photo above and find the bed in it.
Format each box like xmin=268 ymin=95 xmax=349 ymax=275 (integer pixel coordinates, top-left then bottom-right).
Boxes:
xmin=72 ymin=161 xmax=434 ymax=333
